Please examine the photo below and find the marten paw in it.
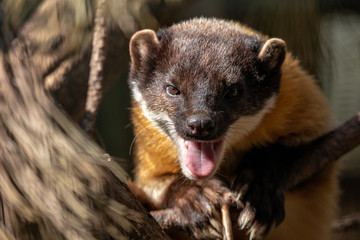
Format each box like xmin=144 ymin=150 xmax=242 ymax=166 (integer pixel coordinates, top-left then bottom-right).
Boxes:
xmin=231 ymin=169 xmax=285 ymax=239
xmin=162 ymin=178 xmax=233 ymax=239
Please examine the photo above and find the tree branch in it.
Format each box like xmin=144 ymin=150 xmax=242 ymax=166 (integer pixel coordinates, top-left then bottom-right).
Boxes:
xmin=82 ymin=0 xmax=107 ymax=135
xmin=333 ymin=212 xmax=360 ymax=232
xmin=285 ymin=112 xmax=360 ymax=190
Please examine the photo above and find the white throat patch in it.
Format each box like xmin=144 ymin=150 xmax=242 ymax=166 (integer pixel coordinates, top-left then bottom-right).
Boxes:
xmin=224 ymin=95 xmax=277 ymax=148
xmin=131 ymin=83 xmax=174 ymax=134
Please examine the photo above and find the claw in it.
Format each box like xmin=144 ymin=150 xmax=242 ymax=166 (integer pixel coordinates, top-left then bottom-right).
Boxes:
xmin=233 ymin=192 xmax=245 ymax=209
xmin=197 ymin=224 xmax=222 ymax=239
xmin=209 ymin=227 xmax=223 ymax=239
xmin=224 ymin=191 xmax=235 ymax=205
xmin=210 ymin=218 xmax=223 ymax=234
xmin=238 ymin=204 xmax=255 ymax=230
xmin=249 ymin=223 xmax=267 ymax=240
xmin=238 ymin=183 xmax=249 ymax=198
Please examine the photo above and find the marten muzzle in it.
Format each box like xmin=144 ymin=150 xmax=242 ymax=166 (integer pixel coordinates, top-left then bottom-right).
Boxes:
xmin=186 ymin=114 xmax=216 ymax=138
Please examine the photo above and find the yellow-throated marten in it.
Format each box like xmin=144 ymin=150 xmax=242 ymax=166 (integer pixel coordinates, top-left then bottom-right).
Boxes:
xmin=128 ymin=18 xmax=339 ymax=240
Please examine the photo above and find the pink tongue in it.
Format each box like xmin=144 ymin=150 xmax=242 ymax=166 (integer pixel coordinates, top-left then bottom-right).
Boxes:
xmin=183 ymin=141 xmax=215 ymax=178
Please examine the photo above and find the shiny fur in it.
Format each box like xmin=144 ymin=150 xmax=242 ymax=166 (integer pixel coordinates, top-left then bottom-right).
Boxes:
xmin=128 ymin=18 xmax=339 ymax=239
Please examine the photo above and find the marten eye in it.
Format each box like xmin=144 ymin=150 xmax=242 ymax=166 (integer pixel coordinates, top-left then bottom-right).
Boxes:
xmin=225 ymin=88 xmax=241 ymax=99
xmin=166 ymin=85 xmax=180 ymax=97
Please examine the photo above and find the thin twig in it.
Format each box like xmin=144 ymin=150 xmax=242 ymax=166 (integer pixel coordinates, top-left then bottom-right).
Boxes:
xmin=221 ymin=204 xmax=233 ymax=240
xmin=333 ymin=212 xmax=360 ymax=232
xmin=82 ymin=0 xmax=107 ymax=135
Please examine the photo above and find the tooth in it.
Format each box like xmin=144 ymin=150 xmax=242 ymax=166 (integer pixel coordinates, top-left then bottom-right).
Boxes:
xmin=184 ymin=140 xmax=189 ymax=148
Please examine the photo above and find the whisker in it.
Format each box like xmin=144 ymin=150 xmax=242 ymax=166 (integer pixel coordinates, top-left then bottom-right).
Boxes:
xmin=129 ymin=125 xmax=153 ymax=155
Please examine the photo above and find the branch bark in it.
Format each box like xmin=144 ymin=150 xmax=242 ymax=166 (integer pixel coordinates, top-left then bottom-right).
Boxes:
xmin=82 ymin=0 xmax=107 ymax=135
xmin=285 ymin=112 xmax=360 ymax=189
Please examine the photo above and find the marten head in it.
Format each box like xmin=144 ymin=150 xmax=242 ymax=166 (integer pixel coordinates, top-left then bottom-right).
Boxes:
xmin=128 ymin=18 xmax=286 ymax=179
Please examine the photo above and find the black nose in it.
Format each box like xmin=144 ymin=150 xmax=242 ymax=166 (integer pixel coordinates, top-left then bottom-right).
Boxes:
xmin=186 ymin=115 xmax=215 ymax=136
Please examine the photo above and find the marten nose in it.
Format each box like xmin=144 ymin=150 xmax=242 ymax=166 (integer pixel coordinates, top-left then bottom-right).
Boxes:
xmin=186 ymin=115 xmax=215 ymax=136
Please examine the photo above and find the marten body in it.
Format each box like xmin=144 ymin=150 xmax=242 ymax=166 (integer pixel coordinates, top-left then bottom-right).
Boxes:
xmin=128 ymin=18 xmax=339 ymax=239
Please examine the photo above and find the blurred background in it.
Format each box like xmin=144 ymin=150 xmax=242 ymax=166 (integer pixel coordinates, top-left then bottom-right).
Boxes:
xmin=95 ymin=0 xmax=360 ymax=239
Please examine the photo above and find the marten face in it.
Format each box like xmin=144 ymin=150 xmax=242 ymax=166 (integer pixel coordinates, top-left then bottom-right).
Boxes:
xmin=129 ymin=18 xmax=286 ymax=179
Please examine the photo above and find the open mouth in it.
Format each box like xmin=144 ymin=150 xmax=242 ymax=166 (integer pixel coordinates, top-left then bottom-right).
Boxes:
xmin=177 ymin=137 xmax=225 ymax=179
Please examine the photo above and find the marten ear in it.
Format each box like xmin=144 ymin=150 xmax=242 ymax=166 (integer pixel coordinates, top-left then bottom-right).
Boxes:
xmin=258 ymin=38 xmax=286 ymax=72
xmin=129 ymin=29 xmax=160 ymax=72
